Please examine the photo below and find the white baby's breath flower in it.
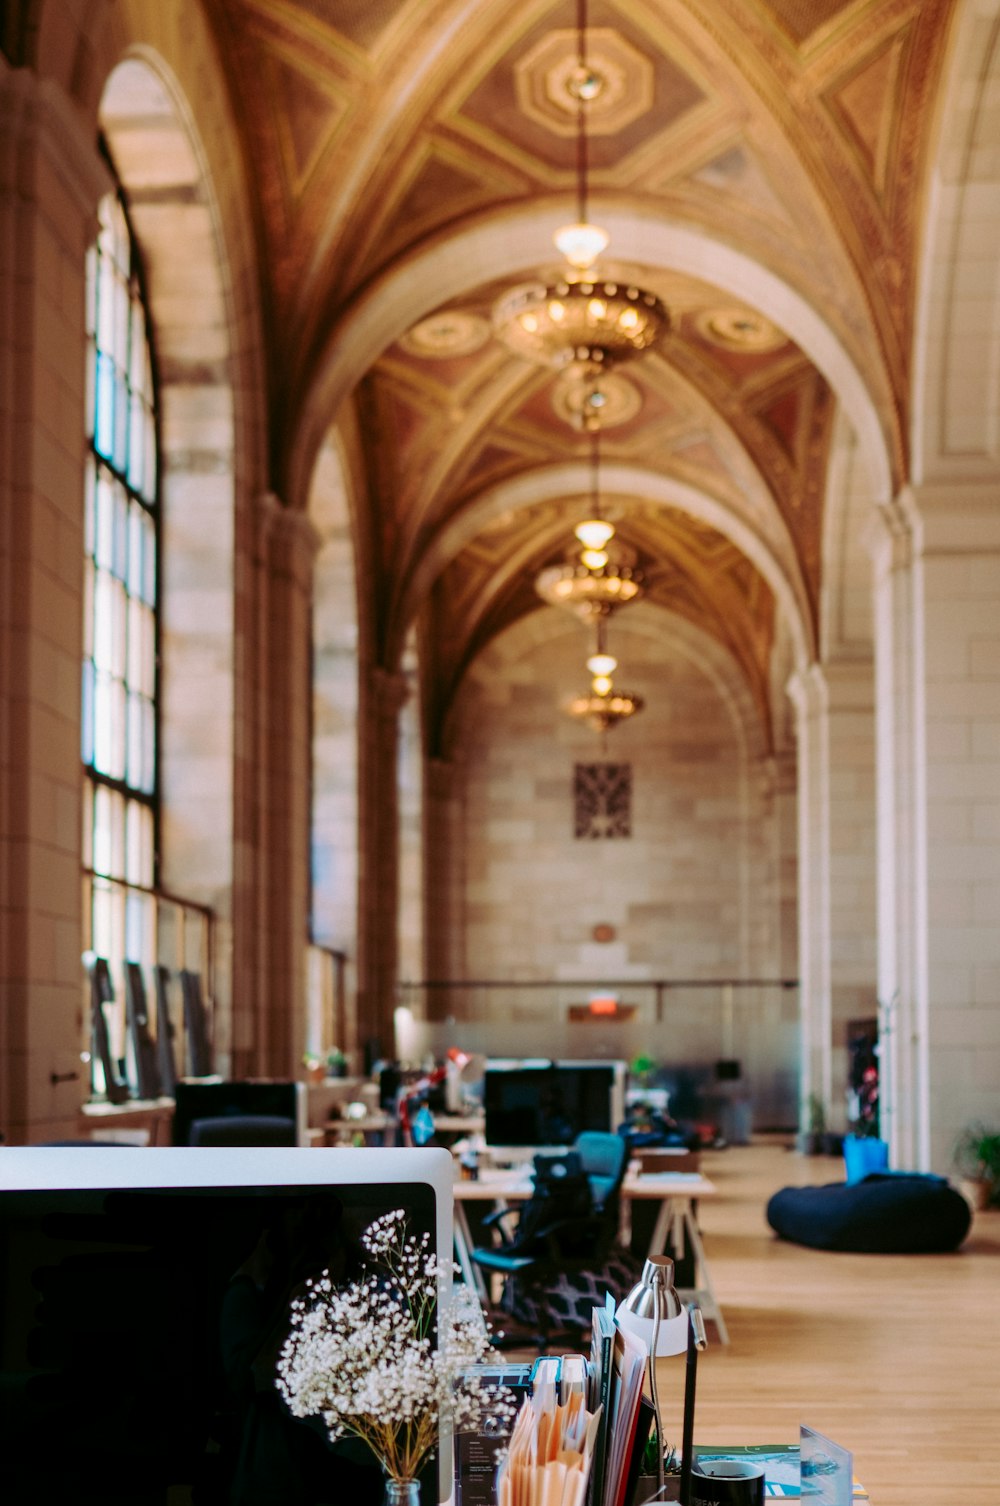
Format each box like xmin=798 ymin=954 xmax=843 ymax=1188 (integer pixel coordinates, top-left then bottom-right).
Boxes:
xmin=275 ymin=1208 xmax=517 ymax=1483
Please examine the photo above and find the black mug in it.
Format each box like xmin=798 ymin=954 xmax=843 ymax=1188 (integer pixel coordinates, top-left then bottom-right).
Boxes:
xmin=690 ymin=1458 xmax=765 ymax=1506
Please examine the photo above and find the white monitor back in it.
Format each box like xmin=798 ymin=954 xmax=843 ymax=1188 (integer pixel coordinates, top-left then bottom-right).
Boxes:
xmin=0 ymin=1146 xmax=455 ymax=1503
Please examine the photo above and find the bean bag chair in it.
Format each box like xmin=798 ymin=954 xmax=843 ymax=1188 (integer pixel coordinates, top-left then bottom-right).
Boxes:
xmin=766 ymin=1172 xmax=971 ymax=1253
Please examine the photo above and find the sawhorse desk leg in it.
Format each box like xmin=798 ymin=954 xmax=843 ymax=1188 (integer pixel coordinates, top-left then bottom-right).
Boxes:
xmin=649 ymin=1197 xmax=730 ymax=1346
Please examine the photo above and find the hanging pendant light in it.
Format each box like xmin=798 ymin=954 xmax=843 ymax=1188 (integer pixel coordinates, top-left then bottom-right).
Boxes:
xmin=494 ymin=0 xmax=669 ymax=371
xmin=535 ymin=423 xmax=644 ymax=619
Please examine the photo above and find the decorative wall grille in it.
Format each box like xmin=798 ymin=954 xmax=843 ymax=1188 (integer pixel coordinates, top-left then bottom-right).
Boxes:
xmin=574 ymin=763 xmax=632 ymax=838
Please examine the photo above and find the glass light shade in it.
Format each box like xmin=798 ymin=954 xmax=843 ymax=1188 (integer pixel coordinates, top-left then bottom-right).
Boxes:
xmin=575 ymin=518 xmax=615 ymax=550
xmin=535 ymin=561 xmax=644 ymax=616
xmin=554 ymin=220 xmax=610 ymax=271
xmin=587 ymin=652 xmax=617 ymax=677
xmin=494 ymin=280 xmax=669 ymax=369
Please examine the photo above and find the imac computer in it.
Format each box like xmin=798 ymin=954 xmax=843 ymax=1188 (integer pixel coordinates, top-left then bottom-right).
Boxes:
xmin=0 ymin=1145 xmax=454 ymax=1505
xmin=483 ymin=1059 xmax=627 ymax=1162
xmin=171 ymin=1078 xmax=309 ymax=1146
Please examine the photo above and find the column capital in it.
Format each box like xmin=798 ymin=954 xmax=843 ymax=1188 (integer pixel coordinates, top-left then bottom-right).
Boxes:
xmin=371 ymin=666 xmax=410 ymax=719
xmin=866 ymin=491 xmax=916 ymax=575
xmin=786 ymin=661 xmax=826 ymax=717
xmin=255 ymin=493 xmax=320 ymax=585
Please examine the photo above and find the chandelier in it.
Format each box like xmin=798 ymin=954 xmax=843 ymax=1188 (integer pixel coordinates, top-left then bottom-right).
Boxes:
xmin=534 ymin=421 xmax=645 ymax=619
xmin=567 ymin=618 xmax=644 ymax=731
xmin=493 ymin=0 xmax=669 ymax=372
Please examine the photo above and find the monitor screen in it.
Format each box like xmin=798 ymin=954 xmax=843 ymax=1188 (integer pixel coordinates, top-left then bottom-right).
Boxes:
xmin=0 ymin=1146 xmax=453 ymax=1506
xmin=483 ymin=1061 xmax=623 ymax=1148
xmin=171 ymin=1079 xmax=307 ymax=1146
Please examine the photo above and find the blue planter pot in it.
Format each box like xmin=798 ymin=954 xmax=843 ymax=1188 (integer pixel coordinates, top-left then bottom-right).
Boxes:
xmin=844 ymin=1135 xmax=889 ymax=1183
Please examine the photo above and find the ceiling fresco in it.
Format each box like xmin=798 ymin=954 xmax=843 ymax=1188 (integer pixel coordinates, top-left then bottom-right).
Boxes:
xmin=196 ymin=1 xmax=957 ymax=744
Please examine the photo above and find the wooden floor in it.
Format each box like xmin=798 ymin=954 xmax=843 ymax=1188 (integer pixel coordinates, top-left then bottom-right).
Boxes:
xmin=654 ymin=1140 xmax=1000 ymax=1506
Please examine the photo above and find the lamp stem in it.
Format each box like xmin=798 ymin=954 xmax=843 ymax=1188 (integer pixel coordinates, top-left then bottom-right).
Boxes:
xmin=650 ymin=1303 xmax=664 ymax=1496
xmin=575 ymin=0 xmax=589 ymax=226
xmin=679 ymin=1307 xmax=706 ymax=1506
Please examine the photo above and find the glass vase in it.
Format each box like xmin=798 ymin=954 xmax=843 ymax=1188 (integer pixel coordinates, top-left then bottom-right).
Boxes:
xmin=384 ymin=1478 xmax=420 ymax=1506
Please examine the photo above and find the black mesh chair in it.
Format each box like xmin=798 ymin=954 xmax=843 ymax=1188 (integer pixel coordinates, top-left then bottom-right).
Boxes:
xmin=187 ymin=1114 xmax=297 ymax=1147
xmin=472 ymin=1133 xmax=629 ymax=1350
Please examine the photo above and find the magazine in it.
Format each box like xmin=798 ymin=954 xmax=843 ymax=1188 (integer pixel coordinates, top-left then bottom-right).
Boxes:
xmin=692 ymin=1445 xmax=868 ymax=1500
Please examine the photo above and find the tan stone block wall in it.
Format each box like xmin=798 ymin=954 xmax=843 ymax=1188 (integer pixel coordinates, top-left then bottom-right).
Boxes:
xmin=440 ymin=615 xmax=787 ymax=1095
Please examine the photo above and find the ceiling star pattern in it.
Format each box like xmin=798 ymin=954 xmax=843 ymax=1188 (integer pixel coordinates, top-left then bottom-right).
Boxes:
xmin=190 ymin=0 xmax=956 ymax=747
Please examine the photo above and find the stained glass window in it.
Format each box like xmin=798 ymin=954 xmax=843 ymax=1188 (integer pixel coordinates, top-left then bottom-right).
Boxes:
xmin=82 ymin=190 xmax=159 ymax=1083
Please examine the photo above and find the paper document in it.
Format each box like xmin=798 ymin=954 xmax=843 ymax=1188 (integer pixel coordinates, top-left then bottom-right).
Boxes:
xmin=497 ymin=1368 xmax=601 ymax=1506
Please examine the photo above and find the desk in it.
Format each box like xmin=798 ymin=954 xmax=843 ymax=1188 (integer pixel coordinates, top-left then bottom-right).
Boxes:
xmin=79 ymin=1098 xmax=175 ymax=1145
xmin=453 ymin=1167 xmax=728 ymax=1344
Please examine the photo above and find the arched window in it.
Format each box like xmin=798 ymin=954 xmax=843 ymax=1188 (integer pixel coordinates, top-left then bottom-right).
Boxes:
xmin=82 ymin=188 xmax=159 ymax=1087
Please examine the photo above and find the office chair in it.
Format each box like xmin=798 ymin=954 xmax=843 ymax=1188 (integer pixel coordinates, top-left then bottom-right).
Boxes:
xmin=471 ymin=1135 xmax=629 ymax=1351
xmin=186 ymin=1114 xmax=298 ymax=1147
xmin=573 ymin=1130 xmax=629 ymax=1217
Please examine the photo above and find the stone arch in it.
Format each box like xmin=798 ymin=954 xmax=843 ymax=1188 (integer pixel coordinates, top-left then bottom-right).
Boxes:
xmin=403 ymin=461 xmax=815 ymax=673
xmin=96 ymin=50 xmax=244 ymax=1063
xmin=912 ymin=0 xmax=1000 ymax=485
xmin=291 ymin=201 xmax=895 ymax=517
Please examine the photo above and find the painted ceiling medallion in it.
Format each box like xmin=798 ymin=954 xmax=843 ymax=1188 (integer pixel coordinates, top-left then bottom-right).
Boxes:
xmin=400 ymin=310 xmax=491 ymax=358
xmin=553 ymin=369 xmax=642 ymax=430
xmin=697 ymin=307 xmax=787 ymax=353
xmin=515 ymin=27 xmax=652 ymax=137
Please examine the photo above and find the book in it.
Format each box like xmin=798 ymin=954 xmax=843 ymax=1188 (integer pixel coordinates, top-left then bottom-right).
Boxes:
xmin=601 ymin=1323 xmax=646 ymax=1506
xmin=621 ymin=1394 xmax=656 ymax=1506
xmin=454 ymin=1363 xmax=533 ymax=1506
xmin=586 ymin=1304 xmax=616 ymax=1506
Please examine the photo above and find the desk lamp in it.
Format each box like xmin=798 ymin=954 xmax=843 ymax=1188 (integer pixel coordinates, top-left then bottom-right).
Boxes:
xmin=616 ymin=1255 xmax=688 ymax=1496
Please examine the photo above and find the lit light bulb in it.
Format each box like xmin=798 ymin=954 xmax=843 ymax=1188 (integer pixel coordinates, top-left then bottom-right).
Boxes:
xmin=520 ymin=313 xmax=538 ymax=333
xmin=591 ymin=674 xmax=613 ymax=696
xmin=568 ymin=64 xmax=604 ymax=102
xmin=581 ymin=548 xmax=608 ymax=569
xmin=587 ymin=652 xmax=617 ymax=677
xmin=575 ymin=518 xmax=614 ymax=550
xmin=588 ymin=297 xmax=608 ymax=321
xmin=549 ymin=300 xmax=565 ymax=323
xmin=618 ymin=307 xmax=640 ymax=331
xmin=554 ymin=221 xmax=610 ymax=272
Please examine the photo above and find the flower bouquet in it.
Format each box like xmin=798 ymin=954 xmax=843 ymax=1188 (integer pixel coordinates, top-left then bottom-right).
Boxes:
xmin=276 ymin=1209 xmax=515 ymax=1491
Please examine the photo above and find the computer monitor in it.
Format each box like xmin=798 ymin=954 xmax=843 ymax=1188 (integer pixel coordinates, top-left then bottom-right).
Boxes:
xmin=171 ymin=1078 xmax=308 ymax=1146
xmin=483 ymin=1059 xmax=626 ymax=1155
xmin=0 ymin=1146 xmax=454 ymax=1505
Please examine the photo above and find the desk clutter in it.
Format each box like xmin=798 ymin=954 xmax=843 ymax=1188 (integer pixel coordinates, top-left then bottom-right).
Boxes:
xmin=457 ymin=1346 xmax=869 ymax=1506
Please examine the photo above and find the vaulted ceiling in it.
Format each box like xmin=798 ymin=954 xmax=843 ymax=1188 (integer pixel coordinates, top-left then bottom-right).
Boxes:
xmin=147 ymin=1 xmax=959 ymax=743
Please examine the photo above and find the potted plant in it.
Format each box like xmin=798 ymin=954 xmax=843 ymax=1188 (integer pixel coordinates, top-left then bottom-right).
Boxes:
xmin=797 ymin=1092 xmax=826 ymax=1155
xmin=326 ymin=1046 xmax=348 ymax=1078
xmin=954 ymin=1123 xmax=1000 ymax=1210
xmin=302 ymin=1051 xmax=327 ymax=1084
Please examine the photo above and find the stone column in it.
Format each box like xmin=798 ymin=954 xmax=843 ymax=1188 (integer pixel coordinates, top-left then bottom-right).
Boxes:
xmin=788 ymin=657 xmax=877 ymax=1133
xmin=356 ymin=666 xmax=409 ymax=1061
xmin=0 ymin=67 xmax=110 ymax=1142
xmin=873 ymin=485 xmax=1000 ymax=1172
xmin=871 ymin=495 xmax=925 ymax=1168
xmin=424 ymin=755 xmax=464 ymax=1020
xmin=237 ymin=493 xmax=318 ymax=1079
